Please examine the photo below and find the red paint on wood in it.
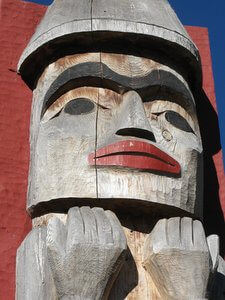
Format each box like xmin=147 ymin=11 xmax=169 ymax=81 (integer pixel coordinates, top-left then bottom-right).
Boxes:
xmin=89 ymin=140 xmax=180 ymax=175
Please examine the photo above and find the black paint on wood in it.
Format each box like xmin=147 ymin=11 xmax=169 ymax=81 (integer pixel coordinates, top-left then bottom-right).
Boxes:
xmin=42 ymin=62 xmax=193 ymax=118
xmin=64 ymin=98 xmax=95 ymax=115
xmin=165 ymin=111 xmax=194 ymax=134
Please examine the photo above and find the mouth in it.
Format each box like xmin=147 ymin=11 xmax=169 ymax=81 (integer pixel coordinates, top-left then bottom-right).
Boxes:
xmin=88 ymin=140 xmax=180 ymax=175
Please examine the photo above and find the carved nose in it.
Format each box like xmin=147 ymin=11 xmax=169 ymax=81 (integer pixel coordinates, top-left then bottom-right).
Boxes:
xmin=115 ymin=91 xmax=156 ymax=142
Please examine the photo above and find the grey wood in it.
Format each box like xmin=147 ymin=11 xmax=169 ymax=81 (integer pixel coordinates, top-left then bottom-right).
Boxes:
xmin=92 ymin=0 xmax=197 ymax=57
xmin=18 ymin=0 xmax=92 ymax=70
xmin=207 ymin=235 xmax=219 ymax=272
xmin=142 ymin=217 xmax=215 ymax=300
xmin=15 ymin=0 xmax=223 ymax=298
xmin=27 ymin=54 xmax=101 ymax=214
xmin=26 ymin=52 xmax=203 ymax=218
xmin=16 ymin=227 xmax=57 ymax=300
xmin=46 ymin=207 xmax=127 ymax=299
xmin=17 ymin=0 xmax=200 ymax=89
xmin=95 ymin=53 xmax=203 ymax=218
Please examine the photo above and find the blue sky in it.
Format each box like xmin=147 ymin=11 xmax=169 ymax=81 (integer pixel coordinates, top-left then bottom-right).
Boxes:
xmin=26 ymin=0 xmax=225 ymax=168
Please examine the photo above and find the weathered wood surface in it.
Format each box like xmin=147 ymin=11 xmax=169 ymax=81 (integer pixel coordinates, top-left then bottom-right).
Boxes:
xmin=18 ymin=211 xmax=162 ymax=300
xmin=18 ymin=0 xmax=92 ymax=71
xmin=109 ymin=216 xmax=160 ymax=300
xmin=17 ymin=207 xmax=127 ymax=300
xmin=142 ymin=217 xmax=217 ymax=299
xmin=19 ymin=212 xmax=221 ymax=300
xmin=27 ymin=52 xmax=203 ymax=219
xmin=18 ymin=0 xmax=200 ymax=90
xmin=95 ymin=53 xmax=202 ymax=217
xmin=18 ymin=50 xmax=210 ymax=299
xmin=16 ymin=226 xmax=57 ymax=300
xmin=16 ymin=1 xmax=223 ymax=298
xmin=47 ymin=207 xmax=127 ymax=299
xmin=210 ymin=256 xmax=225 ymax=300
xmin=28 ymin=55 xmax=101 ymax=215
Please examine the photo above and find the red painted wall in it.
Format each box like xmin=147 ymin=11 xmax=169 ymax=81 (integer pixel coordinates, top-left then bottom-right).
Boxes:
xmin=0 ymin=1 xmax=46 ymax=299
xmin=0 ymin=1 xmax=224 ymax=299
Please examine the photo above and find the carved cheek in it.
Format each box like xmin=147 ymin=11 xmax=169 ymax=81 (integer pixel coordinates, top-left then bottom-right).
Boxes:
xmin=150 ymin=119 xmax=201 ymax=172
xmin=38 ymin=113 xmax=98 ymax=172
xmin=167 ymin=124 xmax=202 ymax=154
xmin=61 ymin=112 xmax=97 ymax=138
xmin=162 ymin=129 xmax=173 ymax=141
xmin=96 ymin=107 xmax=116 ymax=141
xmin=42 ymin=110 xmax=96 ymax=136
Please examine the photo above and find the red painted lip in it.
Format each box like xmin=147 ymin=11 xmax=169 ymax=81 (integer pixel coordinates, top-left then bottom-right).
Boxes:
xmin=88 ymin=140 xmax=181 ymax=175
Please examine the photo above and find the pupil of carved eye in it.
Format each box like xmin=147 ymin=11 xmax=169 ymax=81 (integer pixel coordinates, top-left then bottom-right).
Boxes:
xmin=165 ymin=111 xmax=194 ymax=133
xmin=64 ymin=98 xmax=95 ymax=115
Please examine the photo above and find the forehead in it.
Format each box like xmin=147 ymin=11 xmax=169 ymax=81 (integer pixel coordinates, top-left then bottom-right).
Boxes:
xmin=41 ymin=52 xmax=160 ymax=79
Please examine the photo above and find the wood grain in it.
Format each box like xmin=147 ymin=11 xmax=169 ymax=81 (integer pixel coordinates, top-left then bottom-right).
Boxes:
xmin=16 ymin=227 xmax=57 ymax=300
xmin=27 ymin=54 xmax=102 ymax=216
xmin=142 ymin=217 xmax=213 ymax=299
xmin=26 ymin=52 xmax=203 ymax=219
xmin=18 ymin=0 xmax=199 ymax=87
xmin=95 ymin=53 xmax=203 ymax=217
xmin=15 ymin=2 xmax=210 ymax=295
xmin=46 ymin=207 xmax=127 ymax=300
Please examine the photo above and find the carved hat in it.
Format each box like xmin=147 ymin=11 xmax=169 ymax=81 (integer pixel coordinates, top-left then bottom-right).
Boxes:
xmin=18 ymin=0 xmax=202 ymax=89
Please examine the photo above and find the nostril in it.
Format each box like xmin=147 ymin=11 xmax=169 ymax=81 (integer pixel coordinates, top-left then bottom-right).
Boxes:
xmin=116 ymin=128 xmax=156 ymax=142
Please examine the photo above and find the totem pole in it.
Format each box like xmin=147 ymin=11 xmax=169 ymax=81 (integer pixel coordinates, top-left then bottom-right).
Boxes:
xmin=16 ymin=0 xmax=225 ymax=299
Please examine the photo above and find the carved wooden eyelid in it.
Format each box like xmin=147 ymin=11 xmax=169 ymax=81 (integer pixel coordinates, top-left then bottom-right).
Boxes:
xmin=151 ymin=110 xmax=195 ymax=134
xmin=64 ymin=98 xmax=95 ymax=115
xmin=63 ymin=98 xmax=109 ymax=111
xmin=45 ymin=97 xmax=109 ymax=121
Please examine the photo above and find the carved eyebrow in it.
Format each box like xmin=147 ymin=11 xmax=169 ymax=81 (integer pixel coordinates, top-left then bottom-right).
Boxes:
xmin=42 ymin=62 xmax=194 ymax=116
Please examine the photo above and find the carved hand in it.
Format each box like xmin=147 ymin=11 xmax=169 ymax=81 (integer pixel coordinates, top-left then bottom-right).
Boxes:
xmin=46 ymin=206 xmax=127 ymax=300
xmin=142 ymin=217 xmax=219 ymax=300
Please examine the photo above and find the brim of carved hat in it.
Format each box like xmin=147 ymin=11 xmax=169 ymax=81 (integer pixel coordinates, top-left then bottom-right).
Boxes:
xmin=18 ymin=0 xmax=202 ymax=90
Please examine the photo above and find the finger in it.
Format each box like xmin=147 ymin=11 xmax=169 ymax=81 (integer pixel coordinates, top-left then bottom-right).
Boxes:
xmin=92 ymin=207 xmax=113 ymax=245
xmin=207 ymin=234 xmax=219 ymax=271
xmin=193 ymin=220 xmax=208 ymax=251
xmin=47 ymin=216 xmax=66 ymax=256
xmin=66 ymin=207 xmax=85 ymax=250
xmin=166 ymin=218 xmax=181 ymax=248
xmin=105 ymin=210 xmax=126 ymax=250
xmin=80 ymin=206 xmax=98 ymax=243
xmin=180 ymin=217 xmax=193 ymax=250
xmin=150 ymin=218 xmax=168 ymax=253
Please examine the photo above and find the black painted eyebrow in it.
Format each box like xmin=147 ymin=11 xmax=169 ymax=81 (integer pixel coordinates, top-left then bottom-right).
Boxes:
xmin=42 ymin=62 xmax=194 ymax=116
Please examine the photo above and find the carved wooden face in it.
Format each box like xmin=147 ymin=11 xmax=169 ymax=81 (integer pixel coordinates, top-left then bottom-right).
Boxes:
xmin=29 ymin=53 xmax=203 ymax=216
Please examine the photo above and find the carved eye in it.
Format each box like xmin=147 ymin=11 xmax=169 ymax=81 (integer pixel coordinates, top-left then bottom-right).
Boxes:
xmin=64 ymin=98 xmax=95 ymax=115
xmin=165 ymin=111 xmax=194 ymax=134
